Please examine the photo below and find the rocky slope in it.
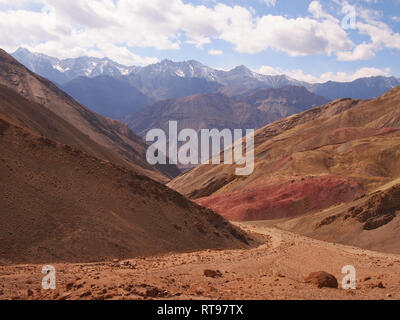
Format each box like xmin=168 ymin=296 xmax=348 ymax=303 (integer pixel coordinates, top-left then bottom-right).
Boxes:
xmin=276 ymin=179 xmax=400 ymax=254
xmin=0 ymin=114 xmax=253 ymax=264
xmin=168 ymin=87 xmax=400 ymax=221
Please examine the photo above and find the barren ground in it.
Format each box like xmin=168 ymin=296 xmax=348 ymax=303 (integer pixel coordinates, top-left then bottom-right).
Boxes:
xmin=1 ymin=223 xmax=399 ymax=300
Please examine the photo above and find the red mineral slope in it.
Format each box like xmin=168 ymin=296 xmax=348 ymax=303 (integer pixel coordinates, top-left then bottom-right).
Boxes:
xmin=197 ymin=176 xmax=361 ymax=221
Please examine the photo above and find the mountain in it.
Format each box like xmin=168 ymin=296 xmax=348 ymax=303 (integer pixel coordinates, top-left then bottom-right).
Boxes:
xmin=124 ymin=86 xmax=328 ymax=138
xmin=0 ymin=110 xmax=252 ymax=264
xmin=10 ymin=49 xmax=303 ymax=92
xmin=168 ymin=87 xmax=400 ymax=223
xmin=61 ymin=75 xmax=152 ymax=119
xmin=12 ymin=47 xmax=400 ymax=112
xmin=239 ymin=85 xmax=328 ymax=119
xmin=123 ymin=93 xmax=263 ymax=139
xmin=308 ymin=76 xmax=400 ymax=100
xmin=0 ymin=48 xmax=179 ymax=182
xmin=10 ymin=49 xmax=304 ymax=101
xmin=124 ymin=60 xmax=223 ymax=101
xmin=12 ymin=47 xmax=136 ymax=85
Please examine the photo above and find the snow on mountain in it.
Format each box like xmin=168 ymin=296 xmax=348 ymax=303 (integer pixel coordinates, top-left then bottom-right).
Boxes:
xmin=11 ymin=48 xmax=400 ymax=100
xmin=11 ymin=48 xmax=135 ymax=84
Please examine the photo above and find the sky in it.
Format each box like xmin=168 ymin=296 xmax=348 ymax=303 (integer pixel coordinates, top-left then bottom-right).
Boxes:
xmin=0 ymin=0 xmax=399 ymax=83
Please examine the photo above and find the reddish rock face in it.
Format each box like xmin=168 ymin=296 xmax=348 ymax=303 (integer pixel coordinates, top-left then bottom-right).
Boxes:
xmin=305 ymin=272 xmax=339 ymax=289
xmin=196 ymin=175 xmax=361 ymax=221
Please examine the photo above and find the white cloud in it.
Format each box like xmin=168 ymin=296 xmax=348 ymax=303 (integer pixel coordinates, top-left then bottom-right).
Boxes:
xmin=0 ymin=0 xmax=398 ymax=65
xmin=216 ymin=1 xmax=353 ymax=56
xmin=336 ymin=3 xmax=400 ymax=61
xmin=257 ymin=65 xmax=391 ymax=83
xmin=0 ymin=0 xmax=355 ymax=63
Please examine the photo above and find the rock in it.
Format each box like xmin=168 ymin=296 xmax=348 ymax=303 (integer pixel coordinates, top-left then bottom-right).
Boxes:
xmin=204 ymin=269 xmax=223 ymax=278
xmin=377 ymin=282 xmax=385 ymax=289
xmin=80 ymin=290 xmax=92 ymax=298
xmin=305 ymin=271 xmax=338 ymax=289
xmin=27 ymin=289 xmax=34 ymax=297
xmin=145 ymin=286 xmax=170 ymax=298
xmin=58 ymin=292 xmax=72 ymax=300
xmin=363 ymin=277 xmax=372 ymax=282
xmin=65 ymin=282 xmax=74 ymax=291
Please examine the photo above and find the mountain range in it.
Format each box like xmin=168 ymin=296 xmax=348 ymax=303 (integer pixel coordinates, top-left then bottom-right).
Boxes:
xmin=11 ymin=48 xmax=400 ymax=121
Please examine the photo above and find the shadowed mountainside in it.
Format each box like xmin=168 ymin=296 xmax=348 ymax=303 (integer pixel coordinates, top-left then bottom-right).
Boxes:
xmin=61 ymin=75 xmax=152 ymax=119
xmin=0 ymin=114 xmax=254 ymax=264
xmin=124 ymin=86 xmax=328 ymax=138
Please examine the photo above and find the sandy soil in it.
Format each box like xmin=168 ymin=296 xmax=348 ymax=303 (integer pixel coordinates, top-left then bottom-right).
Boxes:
xmin=1 ymin=223 xmax=399 ymax=300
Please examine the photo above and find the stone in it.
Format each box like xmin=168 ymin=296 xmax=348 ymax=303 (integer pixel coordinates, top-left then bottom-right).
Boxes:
xmin=305 ymin=271 xmax=338 ymax=289
xmin=204 ymin=269 xmax=223 ymax=278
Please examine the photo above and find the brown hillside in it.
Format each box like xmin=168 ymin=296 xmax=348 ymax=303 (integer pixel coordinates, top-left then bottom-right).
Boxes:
xmin=0 ymin=115 xmax=253 ymax=264
xmin=169 ymin=88 xmax=400 ymax=221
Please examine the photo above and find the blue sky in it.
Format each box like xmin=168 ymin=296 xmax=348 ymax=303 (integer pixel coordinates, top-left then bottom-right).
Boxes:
xmin=0 ymin=0 xmax=399 ymax=82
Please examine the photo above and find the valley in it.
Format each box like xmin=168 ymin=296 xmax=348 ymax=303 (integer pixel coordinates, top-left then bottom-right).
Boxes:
xmin=1 ymin=45 xmax=400 ymax=302
xmin=1 ymin=223 xmax=400 ymax=300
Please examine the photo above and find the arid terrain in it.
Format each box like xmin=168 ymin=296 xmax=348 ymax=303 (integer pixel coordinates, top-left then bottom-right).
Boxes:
xmin=170 ymin=88 xmax=400 ymax=224
xmin=1 ymin=223 xmax=400 ymax=300
xmin=1 ymin=47 xmax=400 ymax=301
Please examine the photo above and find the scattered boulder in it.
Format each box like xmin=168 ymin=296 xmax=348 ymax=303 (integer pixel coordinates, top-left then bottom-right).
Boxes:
xmin=305 ymin=271 xmax=338 ymax=289
xmin=65 ymin=282 xmax=74 ymax=291
xmin=80 ymin=290 xmax=92 ymax=298
xmin=204 ymin=269 xmax=223 ymax=278
xmin=145 ymin=286 xmax=170 ymax=298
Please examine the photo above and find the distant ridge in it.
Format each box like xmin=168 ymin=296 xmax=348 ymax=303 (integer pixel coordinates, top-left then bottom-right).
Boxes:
xmin=12 ymin=48 xmax=400 ymax=102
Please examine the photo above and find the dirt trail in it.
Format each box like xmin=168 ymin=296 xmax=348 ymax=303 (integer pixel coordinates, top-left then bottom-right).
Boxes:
xmin=1 ymin=224 xmax=399 ymax=300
